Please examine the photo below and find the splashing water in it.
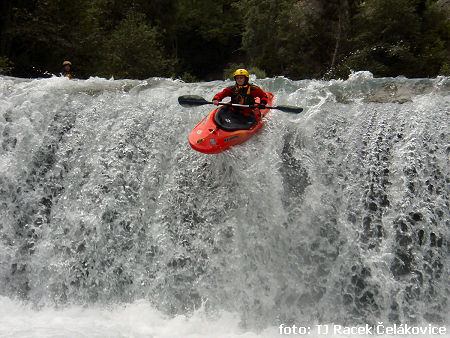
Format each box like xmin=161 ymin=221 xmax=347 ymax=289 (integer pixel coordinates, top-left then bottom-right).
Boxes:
xmin=0 ymin=73 xmax=449 ymax=336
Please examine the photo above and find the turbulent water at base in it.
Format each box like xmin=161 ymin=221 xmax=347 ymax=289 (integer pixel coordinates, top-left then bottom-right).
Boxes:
xmin=0 ymin=72 xmax=448 ymax=337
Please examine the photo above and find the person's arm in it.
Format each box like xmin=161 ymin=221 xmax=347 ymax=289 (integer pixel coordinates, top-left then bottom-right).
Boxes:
xmin=252 ymin=86 xmax=268 ymax=106
xmin=213 ymin=87 xmax=233 ymax=104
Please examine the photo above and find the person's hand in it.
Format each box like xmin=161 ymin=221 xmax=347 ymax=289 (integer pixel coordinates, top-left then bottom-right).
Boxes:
xmin=213 ymin=99 xmax=219 ymax=105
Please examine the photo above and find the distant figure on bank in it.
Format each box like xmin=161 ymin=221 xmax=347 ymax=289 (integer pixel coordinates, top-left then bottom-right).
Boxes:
xmin=62 ymin=60 xmax=74 ymax=79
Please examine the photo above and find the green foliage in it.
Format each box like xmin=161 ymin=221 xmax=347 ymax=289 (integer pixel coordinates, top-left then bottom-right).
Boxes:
xmin=1 ymin=0 xmax=449 ymax=79
xmin=248 ymin=66 xmax=267 ymax=79
xmin=341 ymin=0 xmax=450 ymax=77
xmin=174 ymin=0 xmax=243 ymax=79
xmin=99 ymin=13 xmax=175 ymax=79
xmin=0 ymin=56 xmax=13 ymax=75
xmin=236 ymin=0 xmax=294 ymax=75
xmin=179 ymin=72 xmax=199 ymax=83
xmin=237 ymin=0 xmax=361 ymax=79
xmin=440 ymin=63 xmax=450 ymax=75
xmin=275 ymin=0 xmax=346 ymax=78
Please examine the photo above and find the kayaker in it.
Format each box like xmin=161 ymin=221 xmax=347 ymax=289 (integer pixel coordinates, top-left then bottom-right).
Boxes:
xmin=212 ymin=69 xmax=268 ymax=123
xmin=62 ymin=60 xmax=74 ymax=79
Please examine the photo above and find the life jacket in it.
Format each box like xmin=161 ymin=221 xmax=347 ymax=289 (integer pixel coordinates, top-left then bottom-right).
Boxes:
xmin=230 ymin=84 xmax=256 ymax=105
xmin=63 ymin=71 xmax=73 ymax=79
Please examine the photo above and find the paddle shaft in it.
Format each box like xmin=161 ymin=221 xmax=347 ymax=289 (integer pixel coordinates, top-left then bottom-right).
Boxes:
xmin=217 ymin=101 xmax=301 ymax=113
xmin=217 ymin=102 xmax=252 ymax=108
xmin=178 ymin=95 xmax=303 ymax=113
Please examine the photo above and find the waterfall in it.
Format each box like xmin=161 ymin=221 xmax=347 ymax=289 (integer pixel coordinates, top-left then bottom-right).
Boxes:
xmin=0 ymin=73 xmax=448 ymax=336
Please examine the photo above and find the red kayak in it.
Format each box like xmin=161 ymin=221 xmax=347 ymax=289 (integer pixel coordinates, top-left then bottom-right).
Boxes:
xmin=188 ymin=92 xmax=274 ymax=154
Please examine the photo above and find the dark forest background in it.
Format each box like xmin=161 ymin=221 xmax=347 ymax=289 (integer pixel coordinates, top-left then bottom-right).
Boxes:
xmin=1 ymin=0 xmax=449 ymax=80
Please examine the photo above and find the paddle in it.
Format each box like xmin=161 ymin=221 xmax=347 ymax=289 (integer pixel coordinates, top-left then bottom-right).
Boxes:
xmin=178 ymin=95 xmax=303 ymax=114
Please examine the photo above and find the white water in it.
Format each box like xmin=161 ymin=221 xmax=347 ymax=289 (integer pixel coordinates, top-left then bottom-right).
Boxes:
xmin=0 ymin=296 xmax=279 ymax=337
xmin=0 ymin=73 xmax=449 ymax=337
xmin=0 ymin=296 xmax=448 ymax=338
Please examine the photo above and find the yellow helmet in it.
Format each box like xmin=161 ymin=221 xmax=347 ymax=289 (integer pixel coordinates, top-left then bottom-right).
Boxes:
xmin=62 ymin=60 xmax=72 ymax=66
xmin=233 ymin=68 xmax=249 ymax=78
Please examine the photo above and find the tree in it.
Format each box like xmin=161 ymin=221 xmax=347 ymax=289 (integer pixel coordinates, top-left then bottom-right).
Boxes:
xmin=416 ymin=1 xmax=450 ymax=76
xmin=275 ymin=0 xmax=345 ymax=78
xmin=237 ymin=0 xmax=293 ymax=76
xmin=174 ymin=0 xmax=243 ymax=79
xmin=238 ymin=0 xmax=359 ymax=79
xmin=100 ymin=13 xmax=175 ymax=79
xmin=0 ymin=56 xmax=13 ymax=75
xmin=1 ymin=0 xmax=448 ymax=79
xmin=342 ymin=0 xmax=450 ymax=77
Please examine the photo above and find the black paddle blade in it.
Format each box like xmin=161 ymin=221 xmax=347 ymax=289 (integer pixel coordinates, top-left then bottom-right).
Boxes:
xmin=178 ymin=95 xmax=210 ymax=108
xmin=275 ymin=105 xmax=304 ymax=114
